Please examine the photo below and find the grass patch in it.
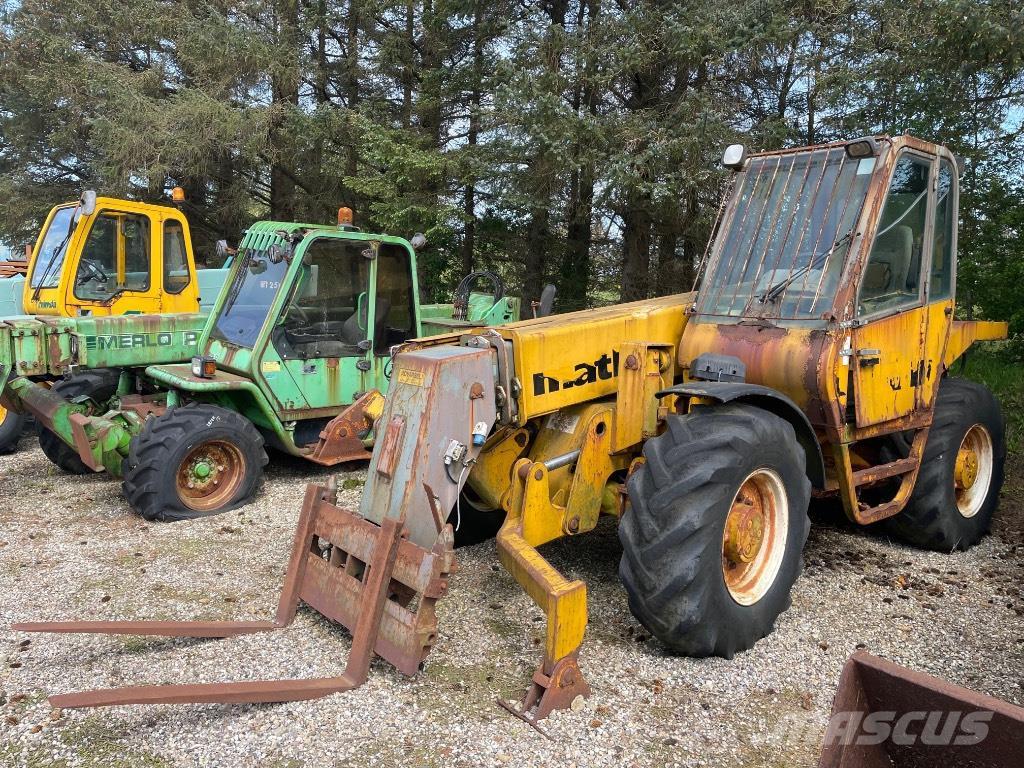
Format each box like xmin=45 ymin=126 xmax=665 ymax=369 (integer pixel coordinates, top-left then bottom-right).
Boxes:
xmin=340 ymin=478 xmax=364 ymax=490
xmin=56 ymin=715 xmax=172 ymax=767
xmin=960 ymin=347 xmax=1024 ymax=453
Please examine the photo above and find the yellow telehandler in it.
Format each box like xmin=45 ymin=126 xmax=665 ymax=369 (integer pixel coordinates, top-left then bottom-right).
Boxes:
xmin=16 ymin=135 xmax=1008 ymax=723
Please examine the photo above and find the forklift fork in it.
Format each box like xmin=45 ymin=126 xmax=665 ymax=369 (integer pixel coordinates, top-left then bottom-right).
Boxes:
xmin=12 ymin=480 xmax=455 ymax=708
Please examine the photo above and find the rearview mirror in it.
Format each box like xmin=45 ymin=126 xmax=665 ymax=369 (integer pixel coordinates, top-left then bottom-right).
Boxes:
xmin=77 ymin=190 xmax=97 ymax=221
xmin=80 ymin=190 xmax=97 ymax=216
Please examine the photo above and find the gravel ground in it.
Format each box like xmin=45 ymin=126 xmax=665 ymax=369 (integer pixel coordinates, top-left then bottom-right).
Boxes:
xmin=1 ymin=434 xmax=1022 ymax=768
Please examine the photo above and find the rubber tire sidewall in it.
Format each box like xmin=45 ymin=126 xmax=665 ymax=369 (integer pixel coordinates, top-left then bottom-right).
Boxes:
xmin=884 ymin=377 xmax=1005 ymax=551
xmin=0 ymin=407 xmax=25 ymax=455
xmin=619 ymin=404 xmax=811 ymax=658
xmin=122 ymin=403 xmax=268 ymax=521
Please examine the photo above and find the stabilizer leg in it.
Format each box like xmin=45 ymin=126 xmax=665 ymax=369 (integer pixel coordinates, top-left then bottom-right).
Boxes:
xmin=496 ymin=459 xmax=591 ymax=721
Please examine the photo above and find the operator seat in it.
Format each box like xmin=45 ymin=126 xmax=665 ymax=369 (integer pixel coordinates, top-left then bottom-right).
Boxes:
xmin=863 ymin=224 xmax=913 ymax=298
xmin=341 ymin=297 xmax=391 ymax=348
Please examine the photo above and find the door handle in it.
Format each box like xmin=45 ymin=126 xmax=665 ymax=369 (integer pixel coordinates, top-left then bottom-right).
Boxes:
xmin=856 ymin=348 xmax=880 ymax=367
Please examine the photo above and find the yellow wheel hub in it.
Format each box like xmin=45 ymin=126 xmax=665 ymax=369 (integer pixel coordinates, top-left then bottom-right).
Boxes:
xmin=954 ymin=424 xmax=994 ymax=519
xmin=724 ymin=494 xmax=765 ymax=564
xmin=954 ymin=445 xmax=979 ymax=490
xmin=0 ymin=403 xmax=7 ymax=424
xmin=722 ymin=468 xmax=789 ymax=606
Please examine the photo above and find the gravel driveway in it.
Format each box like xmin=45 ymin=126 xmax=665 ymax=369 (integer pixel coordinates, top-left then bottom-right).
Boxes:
xmin=2 ymin=436 xmax=1022 ymax=767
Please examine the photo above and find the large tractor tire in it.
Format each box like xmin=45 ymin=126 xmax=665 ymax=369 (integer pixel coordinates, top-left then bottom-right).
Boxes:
xmin=619 ymin=404 xmax=811 ymax=658
xmin=446 ymin=485 xmax=506 ymax=548
xmin=38 ymin=369 xmax=123 ymax=474
xmin=0 ymin=404 xmax=25 ymax=455
xmin=122 ymin=403 xmax=268 ymax=521
xmin=885 ymin=378 xmax=1005 ymax=551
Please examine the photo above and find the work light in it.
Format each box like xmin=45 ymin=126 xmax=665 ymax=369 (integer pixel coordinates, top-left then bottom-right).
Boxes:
xmin=721 ymin=144 xmax=747 ymax=170
xmin=191 ymin=355 xmax=216 ymax=378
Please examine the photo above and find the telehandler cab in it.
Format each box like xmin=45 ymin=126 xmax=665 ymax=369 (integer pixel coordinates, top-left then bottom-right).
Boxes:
xmin=17 ymin=135 xmax=1008 ymax=723
xmin=3 ymin=212 xmax=521 ymax=521
xmin=0 ymin=189 xmax=233 ymax=453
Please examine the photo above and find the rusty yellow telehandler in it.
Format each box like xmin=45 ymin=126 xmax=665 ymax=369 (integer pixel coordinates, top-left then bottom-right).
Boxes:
xmin=16 ymin=135 xmax=1008 ymax=723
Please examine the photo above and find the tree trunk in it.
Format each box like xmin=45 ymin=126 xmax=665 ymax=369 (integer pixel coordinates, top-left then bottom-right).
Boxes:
xmin=270 ymin=0 xmax=299 ymax=220
xmin=558 ymin=0 xmax=599 ymax=311
xmin=521 ymin=0 xmax=569 ymax=316
xmin=460 ymin=1 xmax=484 ymax=277
xmin=401 ymin=1 xmax=415 ymax=129
xmin=346 ymin=0 xmax=361 ymax=178
xmin=561 ymin=164 xmax=594 ymax=311
xmin=621 ymin=194 xmax=652 ymax=301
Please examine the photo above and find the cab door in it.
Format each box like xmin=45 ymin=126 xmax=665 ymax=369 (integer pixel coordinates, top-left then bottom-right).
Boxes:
xmin=269 ymin=234 xmax=375 ymax=413
xmin=64 ymin=206 xmax=162 ymax=316
xmin=364 ymin=240 xmax=420 ymax=392
xmin=851 ymin=151 xmax=935 ymax=428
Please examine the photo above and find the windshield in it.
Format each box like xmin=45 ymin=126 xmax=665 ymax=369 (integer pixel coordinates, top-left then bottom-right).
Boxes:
xmin=211 ymin=249 xmax=290 ymax=348
xmin=697 ymin=146 xmax=876 ymax=321
xmin=30 ymin=206 xmax=77 ymax=288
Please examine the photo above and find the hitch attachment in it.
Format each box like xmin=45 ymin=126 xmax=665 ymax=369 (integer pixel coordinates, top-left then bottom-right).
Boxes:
xmin=12 ymin=480 xmax=455 ymax=708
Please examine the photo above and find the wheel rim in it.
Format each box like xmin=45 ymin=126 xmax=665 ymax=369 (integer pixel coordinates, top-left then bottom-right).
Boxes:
xmin=954 ymin=424 xmax=994 ymax=519
xmin=175 ymin=440 xmax=246 ymax=512
xmin=722 ymin=468 xmax=789 ymax=606
xmin=0 ymin=403 xmax=8 ymax=425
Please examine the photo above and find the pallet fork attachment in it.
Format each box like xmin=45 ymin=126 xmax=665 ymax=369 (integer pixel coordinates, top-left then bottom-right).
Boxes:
xmin=12 ymin=480 xmax=455 ymax=708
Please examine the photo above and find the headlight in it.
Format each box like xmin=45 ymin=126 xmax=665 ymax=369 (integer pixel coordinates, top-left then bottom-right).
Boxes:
xmin=191 ymin=355 xmax=216 ymax=378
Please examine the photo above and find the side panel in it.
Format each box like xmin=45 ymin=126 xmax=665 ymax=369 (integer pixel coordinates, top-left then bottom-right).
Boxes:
xmin=196 ymin=268 xmax=230 ymax=311
xmin=503 ymin=293 xmax=692 ymax=422
xmin=68 ymin=313 xmax=207 ymax=369
xmin=0 ymin=276 xmax=25 ymax=315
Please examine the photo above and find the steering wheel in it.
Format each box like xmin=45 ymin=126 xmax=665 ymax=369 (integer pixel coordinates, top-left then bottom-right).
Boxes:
xmin=285 ymin=304 xmax=312 ymax=325
xmin=77 ymin=259 xmax=109 ymax=285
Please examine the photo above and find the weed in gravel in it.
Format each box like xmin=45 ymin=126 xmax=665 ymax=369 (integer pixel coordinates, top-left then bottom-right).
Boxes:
xmin=55 ymin=716 xmax=172 ymax=767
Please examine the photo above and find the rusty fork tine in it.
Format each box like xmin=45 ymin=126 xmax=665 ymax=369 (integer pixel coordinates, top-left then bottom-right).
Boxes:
xmin=49 ymin=675 xmax=362 ymax=709
xmin=10 ymin=620 xmax=278 ymax=637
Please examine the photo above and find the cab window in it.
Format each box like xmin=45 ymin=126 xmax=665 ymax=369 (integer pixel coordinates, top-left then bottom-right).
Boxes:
xmin=163 ymin=221 xmax=191 ymax=294
xmin=74 ymin=211 xmax=151 ymax=301
xmin=930 ymin=160 xmax=955 ymax=301
xmin=858 ymin=154 xmax=930 ymax=317
xmin=275 ymin=237 xmax=372 ymax=359
xmin=375 ymin=243 xmax=416 ymax=352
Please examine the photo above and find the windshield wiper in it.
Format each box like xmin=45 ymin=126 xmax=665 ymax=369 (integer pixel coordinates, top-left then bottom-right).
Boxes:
xmin=756 ymin=229 xmax=855 ymax=305
xmin=31 ymin=209 xmax=78 ymax=302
